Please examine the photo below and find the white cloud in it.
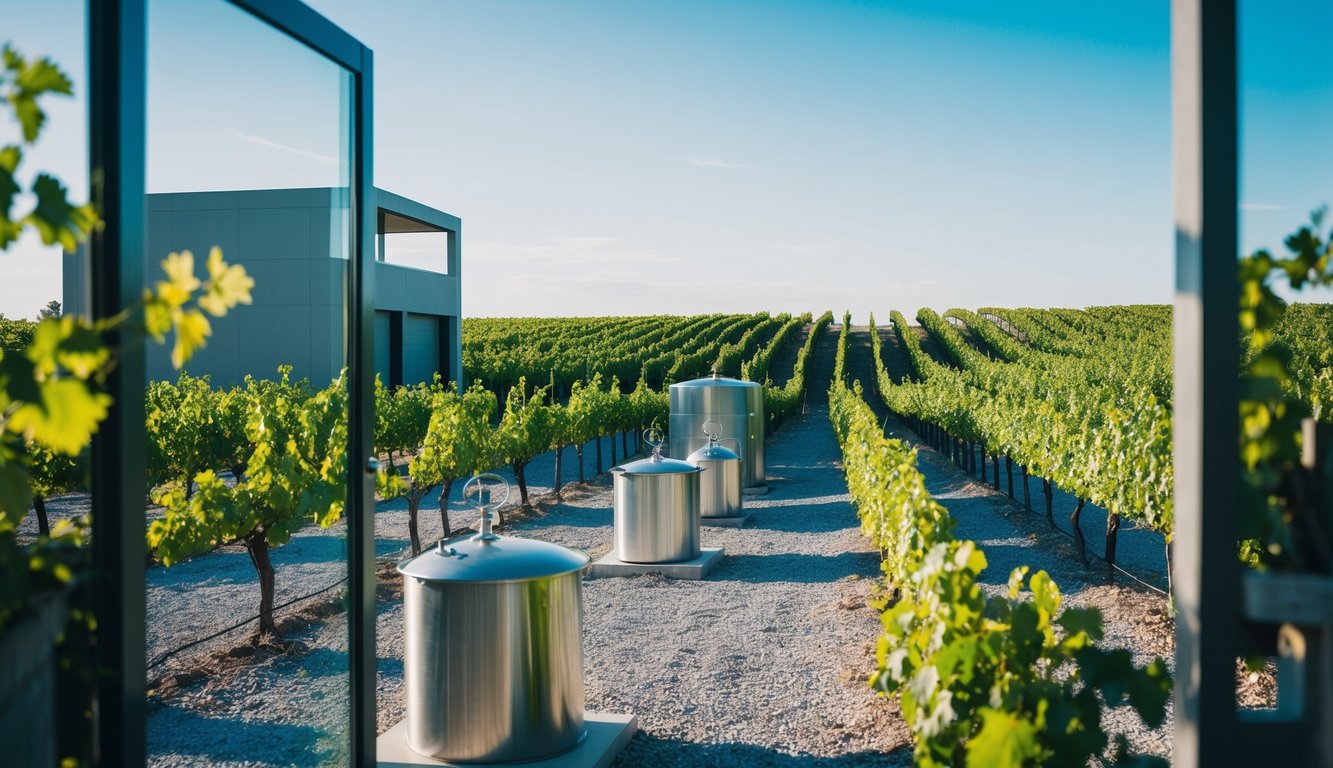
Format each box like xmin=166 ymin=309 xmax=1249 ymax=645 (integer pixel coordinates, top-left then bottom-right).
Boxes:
xmin=230 ymin=129 xmax=340 ymax=167
xmin=1240 ymin=201 xmax=1285 ymax=211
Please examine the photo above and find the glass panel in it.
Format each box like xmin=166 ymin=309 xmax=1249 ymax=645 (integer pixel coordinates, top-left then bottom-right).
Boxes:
xmin=380 ymin=230 xmax=450 ymax=274
xmin=142 ymin=0 xmax=355 ymax=763
xmin=2 ymin=3 xmax=88 ymax=542
xmin=0 ymin=4 xmax=93 ymax=760
xmin=1236 ymin=0 xmax=1333 ymax=711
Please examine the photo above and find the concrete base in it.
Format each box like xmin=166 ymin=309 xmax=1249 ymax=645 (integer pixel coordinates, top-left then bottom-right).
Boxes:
xmin=588 ymin=547 xmax=725 ymax=580
xmin=377 ymin=712 xmax=637 ymax=768
xmin=700 ymin=511 xmax=754 ymax=528
xmin=742 ymin=485 xmax=771 ymax=496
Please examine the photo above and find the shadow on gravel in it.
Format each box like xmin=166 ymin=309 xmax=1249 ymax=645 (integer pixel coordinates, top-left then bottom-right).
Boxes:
xmin=615 ymin=734 xmax=911 ymax=767
xmin=711 ymin=551 xmax=881 ymax=584
xmin=511 ymin=506 xmax=613 ymax=530
xmin=147 ymin=705 xmax=334 ymax=764
xmin=750 ymin=504 xmax=862 ymax=534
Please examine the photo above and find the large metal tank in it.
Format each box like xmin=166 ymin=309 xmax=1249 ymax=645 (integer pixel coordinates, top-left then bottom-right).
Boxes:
xmin=686 ymin=420 xmax=743 ymax=518
xmin=610 ymin=429 xmax=703 ymax=563
xmin=669 ymin=371 xmax=766 ymax=491
xmin=397 ymin=475 xmax=590 ymax=764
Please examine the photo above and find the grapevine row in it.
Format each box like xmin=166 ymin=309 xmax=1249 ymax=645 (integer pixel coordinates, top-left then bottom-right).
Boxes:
xmin=828 ymin=316 xmax=1170 ymax=768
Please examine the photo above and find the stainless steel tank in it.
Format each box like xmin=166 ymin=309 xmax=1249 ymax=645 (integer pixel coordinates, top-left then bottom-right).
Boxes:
xmin=686 ymin=420 xmax=743 ymax=518
xmin=610 ymin=428 xmax=703 ymax=563
xmin=397 ymin=475 xmax=590 ymax=764
xmin=669 ymin=371 xmax=766 ymax=491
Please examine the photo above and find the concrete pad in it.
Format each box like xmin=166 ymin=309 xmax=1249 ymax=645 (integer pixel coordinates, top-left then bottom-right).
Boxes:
xmin=587 ymin=547 xmax=725 ymax=580
xmin=742 ymin=485 xmax=771 ymax=496
xmin=700 ymin=511 xmax=755 ymax=528
xmin=377 ymin=711 xmax=637 ymax=768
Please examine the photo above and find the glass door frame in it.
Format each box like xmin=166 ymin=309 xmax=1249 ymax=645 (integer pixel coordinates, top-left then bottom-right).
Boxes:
xmin=86 ymin=1 xmax=377 ymax=764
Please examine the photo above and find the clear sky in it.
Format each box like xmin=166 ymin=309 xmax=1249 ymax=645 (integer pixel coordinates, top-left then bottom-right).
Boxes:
xmin=1 ymin=0 xmax=1329 ymax=320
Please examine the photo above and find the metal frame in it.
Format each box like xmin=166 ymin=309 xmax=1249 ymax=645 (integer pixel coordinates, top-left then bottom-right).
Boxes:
xmin=1172 ymin=1 xmax=1238 ymax=765
xmin=88 ymin=1 xmax=377 ymax=765
xmin=88 ymin=1 xmax=147 ymax=764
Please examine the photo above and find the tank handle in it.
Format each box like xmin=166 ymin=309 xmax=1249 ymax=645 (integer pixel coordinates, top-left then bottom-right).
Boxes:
xmin=463 ymin=473 xmax=511 ymax=543
xmin=720 ymin=437 xmax=743 ymax=456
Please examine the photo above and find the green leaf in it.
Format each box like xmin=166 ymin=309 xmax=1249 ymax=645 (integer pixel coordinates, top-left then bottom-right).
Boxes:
xmin=7 ymin=378 xmax=112 ymax=455
xmin=4 ymin=46 xmax=73 ymax=142
xmin=966 ymin=708 xmax=1042 ymax=768
xmin=0 ymin=146 xmax=21 ymax=249
xmin=24 ymin=173 xmax=96 ymax=250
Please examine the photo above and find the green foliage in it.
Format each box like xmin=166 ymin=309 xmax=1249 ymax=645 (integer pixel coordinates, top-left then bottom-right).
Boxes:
xmin=764 ymin=310 xmax=834 ymax=424
xmin=463 ymin=313 xmax=775 ymax=397
xmin=146 ymin=372 xmax=232 ymax=496
xmin=494 ymin=377 xmax=560 ymax=507
xmin=0 ymin=314 xmax=34 ymax=354
xmin=0 ymin=44 xmax=95 ymax=250
xmin=410 ymin=382 xmax=497 ymax=502
xmin=829 ymin=325 xmax=1169 ymax=768
xmin=1238 ymin=210 xmax=1333 ymax=571
xmin=876 ymin=307 xmax=1175 ymax=537
xmin=374 ymin=374 xmax=440 ymax=477
xmin=147 ymin=370 xmax=346 ymax=564
xmin=741 ymin=312 xmax=807 ymax=383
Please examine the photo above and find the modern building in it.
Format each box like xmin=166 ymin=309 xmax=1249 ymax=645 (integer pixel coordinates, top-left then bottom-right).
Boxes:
xmin=64 ymin=186 xmax=462 ymax=389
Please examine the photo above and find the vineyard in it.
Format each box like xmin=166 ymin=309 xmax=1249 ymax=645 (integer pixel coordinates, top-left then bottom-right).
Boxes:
xmin=8 ymin=298 xmax=1332 ymax=766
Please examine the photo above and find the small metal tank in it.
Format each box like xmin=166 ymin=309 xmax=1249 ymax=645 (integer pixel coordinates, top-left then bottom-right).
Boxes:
xmin=686 ymin=420 xmax=743 ymax=518
xmin=669 ymin=370 xmax=766 ymax=491
xmin=610 ymin=428 xmax=703 ymax=563
xmin=397 ymin=475 xmax=590 ymax=764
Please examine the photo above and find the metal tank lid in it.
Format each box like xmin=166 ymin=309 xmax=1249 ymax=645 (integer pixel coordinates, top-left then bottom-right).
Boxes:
xmin=668 ymin=368 xmax=760 ymax=389
xmin=397 ymin=474 xmax=589 ymax=584
xmin=611 ymin=427 xmax=704 ymax=475
xmin=686 ymin=420 xmax=741 ymax=462
xmin=688 ymin=444 xmax=739 ymax=462
xmin=399 ymin=534 xmax=589 ymax=583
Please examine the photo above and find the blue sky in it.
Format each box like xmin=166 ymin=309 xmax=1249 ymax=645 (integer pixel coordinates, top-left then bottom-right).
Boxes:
xmin=1 ymin=0 xmax=1329 ymax=319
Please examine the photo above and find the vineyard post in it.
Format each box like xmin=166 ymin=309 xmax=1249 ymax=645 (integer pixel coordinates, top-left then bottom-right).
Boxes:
xmin=1105 ymin=513 xmax=1121 ymax=569
xmin=1021 ymin=465 xmax=1030 ymax=509
xmin=553 ymin=444 xmax=564 ymax=496
xmin=1005 ymin=456 xmax=1014 ymax=498
xmin=1043 ymin=478 xmax=1054 ymax=527
xmin=1070 ymin=498 xmax=1087 ymax=565
xmin=991 ymin=453 xmax=1000 ymax=491
xmin=980 ymin=442 xmax=987 ymax=483
xmin=33 ymin=497 xmax=50 ymax=536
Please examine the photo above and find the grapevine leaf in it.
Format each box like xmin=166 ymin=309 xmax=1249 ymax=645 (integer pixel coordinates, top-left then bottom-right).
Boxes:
xmin=156 ymin=250 xmax=201 ymax=308
xmin=7 ymin=378 xmax=112 ymax=455
xmin=24 ymin=173 xmax=97 ymax=250
xmin=965 ymin=708 xmax=1042 ymax=768
xmin=171 ymin=308 xmax=211 ymax=369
